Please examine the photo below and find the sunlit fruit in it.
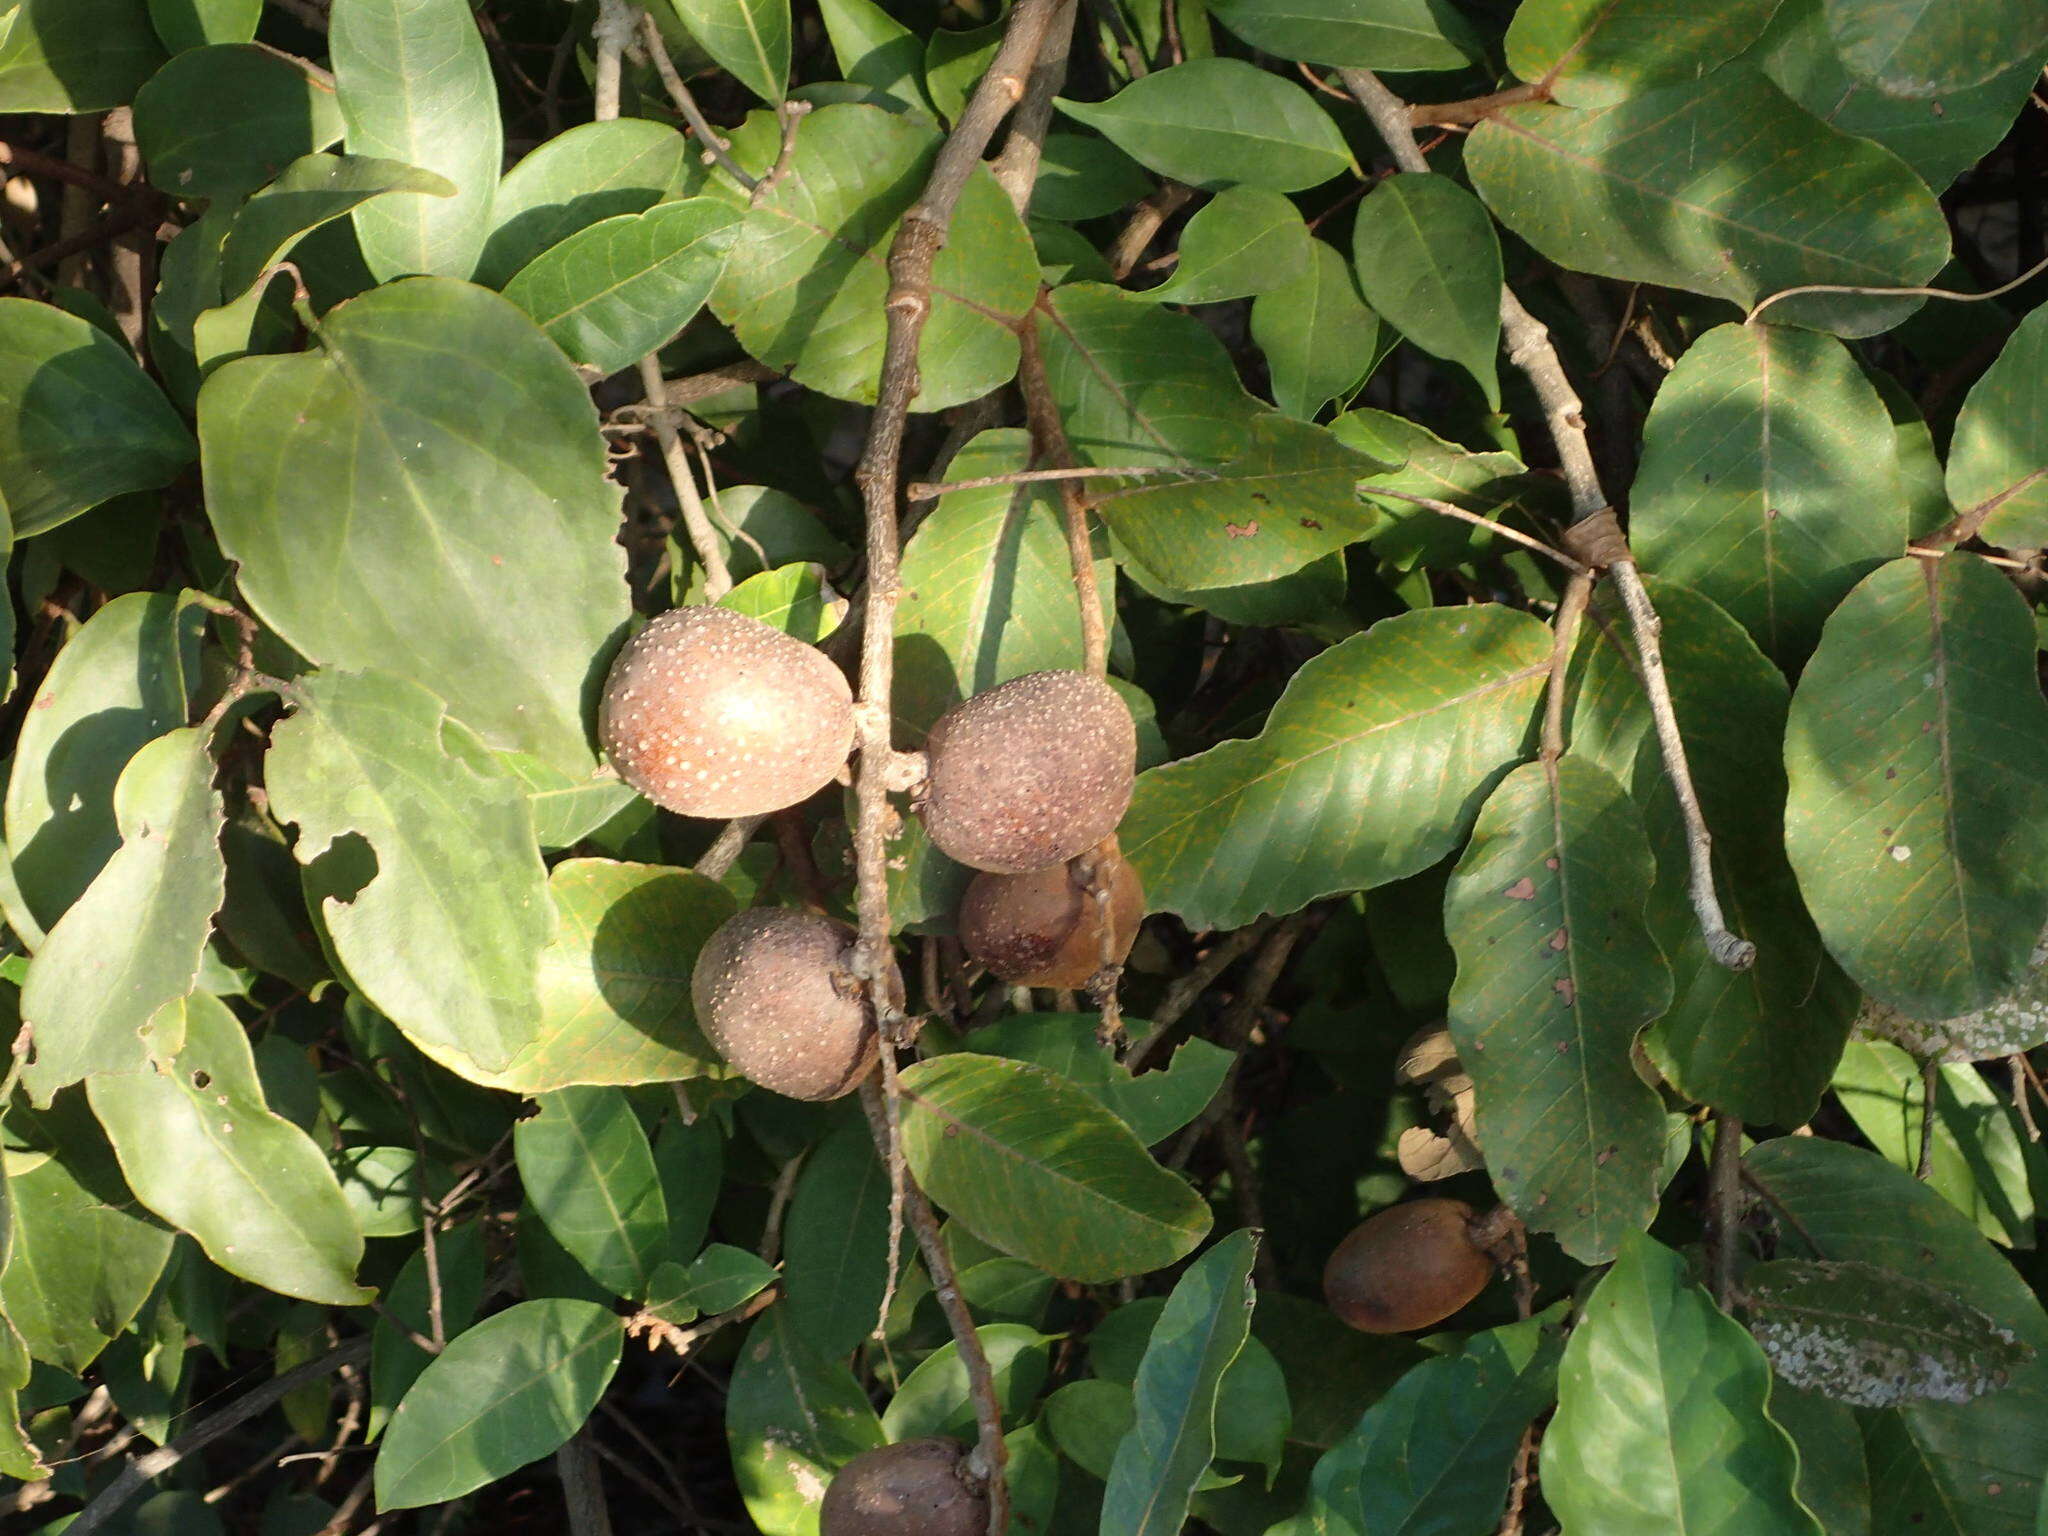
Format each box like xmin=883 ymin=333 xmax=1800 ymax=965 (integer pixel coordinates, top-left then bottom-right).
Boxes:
xmin=691 ymin=908 xmax=876 ymax=1101
xmin=957 ymin=841 xmax=1143 ymax=987
xmin=920 ymin=670 xmax=1135 ymax=874
xmin=1323 ymin=1198 xmax=1495 ymax=1333
xmin=599 ymin=604 xmax=853 ymax=818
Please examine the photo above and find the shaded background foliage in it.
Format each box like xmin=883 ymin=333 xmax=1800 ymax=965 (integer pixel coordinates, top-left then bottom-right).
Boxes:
xmin=0 ymin=0 xmax=2046 ymax=1533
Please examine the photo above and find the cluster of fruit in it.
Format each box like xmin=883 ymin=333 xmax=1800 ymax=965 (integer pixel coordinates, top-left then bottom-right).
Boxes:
xmin=597 ymin=605 xmax=1143 ymax=1102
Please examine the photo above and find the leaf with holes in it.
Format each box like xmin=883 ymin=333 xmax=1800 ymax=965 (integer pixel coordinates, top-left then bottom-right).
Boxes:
xmin=897 ymin=1053 xmax=1211 ymax=1283
xmin=1444 ymin=756 xmax=1670 ymax=1262
xmin=1631 ymin=322 xmax=1906 ymax=667
xmin=1123 ymin=604 xmax=1551 ymax=930
xmin=1785 ymin=555 xmax=2048 ymax=1018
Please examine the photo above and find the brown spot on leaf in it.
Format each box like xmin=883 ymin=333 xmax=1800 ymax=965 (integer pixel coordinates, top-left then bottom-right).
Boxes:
xmin=1225 ymin=520 xmax=1260 ymax=539
xmin=1300 ymin=517 xmax=1322 ymax=530
xmin=1554 ymin=977 xmax=1576 ymax=1006
xmin=1547 ymin=927 xmax=1567 ymax=952
xmin=1503 ymin=877 xmax=1536 ymax=900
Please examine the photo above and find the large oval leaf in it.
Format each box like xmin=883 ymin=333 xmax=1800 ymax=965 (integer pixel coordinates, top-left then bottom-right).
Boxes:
xmin=1056 ymin=60 xmax=1355 ymax=192
xmin=1945 ymin=304 xmax=2048 ymax=549
xmin=709 ymin=103 xmax=1037 ymax=410
xmin=1207 ymin=0 xmax=1476 ymax=69
xmin=1101 ymin=1230 xmax=1258 ymax=1536
xmin=512 ymin=1086 xmax=670 ymax=1301
xmin=726 ymin=1307 xmax=886 ymax=1536
xmin=503 ymin=199 xmax=743 ymax=378
xmin=1350 ymin=175 xmax=1501 ymax=408
xmin=1444 ymin=756 xmax=1671 ymax=1263
xmin=1505 ymin=0 xmax=1784 ymax=106
xmin=0 ymin=0 xmax=166 ymax=112
xmin=1250 ymin=239 xmax=1381 ymax=420
xmin=782 ymin=1111 xmax=896 ymax=1358
xmin=1632 ymin=322 xmax=1905 ymax=667
xmin=265 ymin=668 xmax=549 ymax=1078
xmin=217 ymin=154 xmax=456 ymax=301
xmin=1146 ymin=187 xmax=1311 ymax=305
xmin=1785 ymin=555 xmax=2048 ymax=1017
xmin=1544 ymin=1233 xmax=1821 ymax=1535
xmin=665 ymin=0 xmax=789 ymax=103
xmin=199 ymin=276 xmax=630 ymax=772
xmin=0 ymin=298 xmax=195 ymax=539
xmin=368 ymin=1221 xmax=488 ymax=1441
xmin=375 ymin=1299 xmax=624 ymax=1509
xmin=1123 ymin=604 xmax=1551 ymax=929
xmin=88 ymin=992 xmax=370 ymax=1306
xmin=1746 ymin=1135 xmax=2048 ymax=1535
xmin=4 ymin=589 xmax=206 ymax=927
xmin=20 ymin=727 xmax=225 ymax=1102
xmin=897 ymin=1053 xmax=1211 ymax=1284
xmin=330 ymin=0 xmax=501 ymax=280
xmin=132 ymin=43 xmax=344 ymax=203
xmin=476 ymin=119 xmax=690 ymax=288
xmin=1466 ymin=68 xmax=1951 ymax=337
xmin=1825 ymin=0 xmax=2048 ymax=98
xmin=1570 ymin=579 xmax=1857 ymax=1126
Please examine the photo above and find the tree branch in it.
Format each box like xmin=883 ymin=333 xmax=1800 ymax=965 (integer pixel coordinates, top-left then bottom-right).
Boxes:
xmin=992 ymin=0 xmax=1077 ymax=216
xmin=638 ymin=11 xmax=759 ymax=192
xmin=591 ymin=0 xmax=636 ymax=122
xmin=1408 ymin=82 xmax=1547 ymax=126
xmin=1708 ymin=1113 xmax=1744 ymax=1307
xmin=636 ymin=355 xmax=734 ymax=599
xmin=1343 ymin=66 xmax=1755 ymax=973
xmin=1366 ymin=487 xmax=1591 ymax=576
xmin=1017 ymin=320 xmax=1108 ymax=676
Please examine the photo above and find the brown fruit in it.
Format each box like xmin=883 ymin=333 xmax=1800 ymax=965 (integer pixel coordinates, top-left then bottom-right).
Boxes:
xmin=599 ymin=604 xmax=853 ymax=818
xmin=820 ymin=1438 xmax=987 ymax=1536
xmin=920 ymin=671 xmax=1135 ymax=874
xmin=691 ymin=909 xmax=876 ymax=1101
xmin=1323 ymin=1198 xmax=1494 ymax=1333
xmin=958 ymin=846 xmax=1144 ymax=987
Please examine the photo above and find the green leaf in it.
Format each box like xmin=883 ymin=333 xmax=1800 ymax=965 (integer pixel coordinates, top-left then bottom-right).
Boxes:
xmin=1465 ymin=69 xmax=1951 ymax=337
xmin=1569 ymin=579 xmax=1858 ymax=1126
xmin=667 ymin=0 xmax=789 ymax=103
xmin=265 ymin=668 xmax=549 ymax=1078
xmin=1343 ymin=409 xmax=1561 ymax=571
xmin=1055 ymin=61 xmax=1356 ymax=193
xmin=1350 ymin=175 xmax=1501 ymax=408
xmin=513 ymin=1087 xmax=669 ymax=1301
xmin=86 ymin=992 xmax=370 ymax=1305
xmin=1755 ymin=0 xmax=2046 ymax=193
xmin=718 ymin=562 xmax=846 ymax=643
xmin=455 ymin=858 xmax=735 ymax=1092
xmin=477 ymin=119 xmax=690 ymax=288
xmin=1831 ymin=1039 xmax=2035 ymax=1248
xmin=1544 ymin=1233 xmax=1821 ymax=1536
xmin=1304 ymin=1311 xmax=1564 ymax=1536
xmin=0 ymin=297 xmax=195 ymax=539
xmin=1825 ymin=0 xmax=2048 ymax=98
xmin=1101 ymin=1230 xmax=1258 ymax=1536
xmin=1444 ymin=756 xmax=1671 ymax=1262
xmin=923 ymin=19 xmax=1003 ymax=125
xmin=881 ymin=1322 xmax=1052 ymax=1441
xmin=726 ymin=1307 xmax=886 ymax=1536
xmin=897 ymin=1053 xmax=1212 ymax=1283
xmin=1746 ymin=1135 xmax=2048 ymax=1534
xmin=199 ymin=276 xmax=630 ymax=771
xmin=1148 ymin=187 xmax=1311 ymax=305
xmin=148 ymin=0 xmax=260 ymax=51
xmin=1047 ymin=1378 xmax=1135 ymax=1479
xmin=330 ymin=0 xmax=499 ymax=280
xmin=503 ymin=199 xmax=743 ymax=377
xmin=20 ymin=727 xmax=224 ymax=1101
xmin=1123 ymin=604 xmax=1551 ymax=929
xmin=1856 ymin=934 xmax=2048 ymax=1062
xmin=1206 ymin=0 xmax=1476 ymax=70
xmin=132 ymin=43 xmax=343 ymax=202
xmin=217 ymin=154 xmax=456 ymax=298
xmin=1505 ymin=0 xmax=1785 ymax=106
xmin=375 ymin=1299 xmax=624 ymax=1510
xmin=1946 ymin=305 xmax=2048 ymax=548
xmin=782 ymin=1110 xmax=897 ymax=1358
xmin=332 ymin=1144 xmax=436 ymax=1237
xmin=818 ymin=0 xmax=930 ymax=112
xmin=1784 ymin=555 xmax=2048 ymax=1017
xmin=962 ymin=1013 xmax=1232 ymax=1144
xmin=0 ymin=1122 xmax=174 ymax=1372
xmin=681 ymin=1243 xmax=778 ymax=1313
xmin=653 ymin=1112 xmax=722 ymax=1266
xmin=1035 ymin=282 xmax=1259 ymax=467
xmin=1744 ymin=1258 xmax=2033 ymax=1407
xmin=367 ymin=1223 xmax=487 ymax=1440
xmin=1770 ymin=1386 xmax=1873 ymax=1536
xmin=1033 ymin=133 xmax=1154 ymax=221
xmin=1088 ymin=414 xmax=1386 ymax=591
xmin=0 ymin=0 xmax=166 ymax=112
xmin=4 ymin=589 xmax=206 ymax=927
xmin=1632 ymin=322 xmax=1905 ymax=665
xmin=1251 ymin=240 xmax=1380 ymax=420
xmin=709 ymin=103 xmax=1036 ymax=409
xmin=499 ymin=755 xmax=638 ymax=852
xmin=892 ymin=429 xmax=1113 ymax=741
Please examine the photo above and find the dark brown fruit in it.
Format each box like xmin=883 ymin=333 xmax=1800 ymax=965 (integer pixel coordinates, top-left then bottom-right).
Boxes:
xmin=691 ymin=909 xmax=876 ymax=1101
xmin=599 ymin=604 xmax=853 ymax=818
xmin=1323 ymin=1198 xmax=1494 ymax=1333
xmin=820 ymin=1438 xmax=987 ymax=1536
xmin=958 ymin=846 xmax=1144 ymax=987
xmin=920 ymin=671 xmax=1136 ymax=874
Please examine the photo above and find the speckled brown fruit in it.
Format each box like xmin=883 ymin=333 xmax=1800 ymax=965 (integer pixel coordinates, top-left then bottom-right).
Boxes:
xmin=1324 ymin=1198 xmax=1495 ymax=1334
xmin=920 ymin=671 xmax=1135 ymax=874
xmin=599 ymin=604 xmax=853 ymax=818
xmin=820 ymin=1438 xmax=986 ymax=1536
xmin=958 ymin=846 xmax=1144 ymax=987
xmin=691 ymin=909 xmax=876 ymax=1101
